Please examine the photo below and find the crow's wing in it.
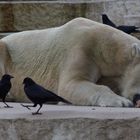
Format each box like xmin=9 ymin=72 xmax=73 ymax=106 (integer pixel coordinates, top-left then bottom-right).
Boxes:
xmin=0 ymin=82 xmax=5 ymax=98
xmin=0 ymin=81 xmax=11 ymax=98
xmin=0 ymin=81 xmax=3 ymax=88
xmin=25 ymin=83 xmax=71 ymax=103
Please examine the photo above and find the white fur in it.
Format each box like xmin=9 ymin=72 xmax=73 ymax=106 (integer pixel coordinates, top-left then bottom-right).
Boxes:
xmin=0 ymin=17 xmax=140 ymax=106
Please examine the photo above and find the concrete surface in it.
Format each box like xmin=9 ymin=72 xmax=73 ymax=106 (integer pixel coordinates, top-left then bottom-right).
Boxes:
xmin=0 ymin=102 xmax=140 ymax=140
xmin=0 ymin=102 xmax=140 ymax=120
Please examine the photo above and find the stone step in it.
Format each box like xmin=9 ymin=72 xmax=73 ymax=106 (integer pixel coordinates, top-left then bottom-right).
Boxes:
xmin=0 ymin=0 xmax=139 ymax=32
xmin=0 ymin=1 xmax=102 ymax=31
xmin=0 ymin=102 xmax=140 ymax=140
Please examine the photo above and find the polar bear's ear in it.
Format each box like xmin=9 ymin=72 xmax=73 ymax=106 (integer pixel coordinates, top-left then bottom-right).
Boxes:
xmin=131 ymin=43 xmax=140 ymax=58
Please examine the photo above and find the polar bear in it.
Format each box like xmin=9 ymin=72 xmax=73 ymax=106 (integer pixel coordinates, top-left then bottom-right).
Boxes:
xmin=0 ymin=17 xmax=140 ymax=107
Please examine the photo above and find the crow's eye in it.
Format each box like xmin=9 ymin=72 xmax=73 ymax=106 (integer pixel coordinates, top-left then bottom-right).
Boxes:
xmin=133 ymin=94 xmax=140 ymax=105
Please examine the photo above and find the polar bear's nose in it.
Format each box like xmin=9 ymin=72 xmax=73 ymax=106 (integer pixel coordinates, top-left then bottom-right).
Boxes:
xmin=133 ymin=94 xmax=140 ymax=107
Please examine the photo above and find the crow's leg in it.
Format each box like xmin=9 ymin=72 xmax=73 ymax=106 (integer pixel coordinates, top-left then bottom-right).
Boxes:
xmin=32 ymin=104 xmax=43 ymax=115
xmin=21 ymin=103 xmax=37 ymax=110
xmin=3 ymin=99 xmax=13 ymax=108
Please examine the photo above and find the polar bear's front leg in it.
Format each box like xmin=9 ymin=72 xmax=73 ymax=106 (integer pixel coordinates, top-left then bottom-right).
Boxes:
xmin=59 ymin=80 xmax=132 ymax=107
xmin=58 ymin=46 xmax=132 ymax=107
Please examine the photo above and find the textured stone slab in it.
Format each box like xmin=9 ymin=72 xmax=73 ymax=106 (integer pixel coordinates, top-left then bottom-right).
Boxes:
xmin=0 ymin=102 xmax=140 ymax=140
xmin=104 ymin=0 xmax=140 ymax=25
xmin=124 ymin=15 xmax=140 ymax=26
xmin=0 ymin=1 xmax=104 ymax=31
xmin=0 ymin=0 xmax=140 ymax=32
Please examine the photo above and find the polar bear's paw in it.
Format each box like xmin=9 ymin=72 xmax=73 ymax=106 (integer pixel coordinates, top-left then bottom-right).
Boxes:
xmin=95 ymin=94 xmax=133 ymax=107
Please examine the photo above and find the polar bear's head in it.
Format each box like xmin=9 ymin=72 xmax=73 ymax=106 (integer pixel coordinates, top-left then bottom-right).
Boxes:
xmin=122 ymin=43 xmax=140 ymax=102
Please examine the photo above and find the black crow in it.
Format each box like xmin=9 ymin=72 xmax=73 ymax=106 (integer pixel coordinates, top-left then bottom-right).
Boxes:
xmin=0 ymin=74 xmax=14 ymax=108
xmin=117 ymin=25 xmax=140 ymax=34
xmin=133 ymin=94 xmax=140 ymax=107
xmin=21 ymin=77 xmax=72 ymax=115
xmin=102 ymin=14 xmax=140 ymax=34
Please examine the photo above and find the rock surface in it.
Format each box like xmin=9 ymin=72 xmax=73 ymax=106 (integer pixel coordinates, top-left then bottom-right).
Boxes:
xmin=0 ymin=102 xmax=140 ymax=140
xmin=0 ymin=0 xmax=140 ymax=31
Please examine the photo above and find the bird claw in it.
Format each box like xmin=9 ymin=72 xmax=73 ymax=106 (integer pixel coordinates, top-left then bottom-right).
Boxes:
xmin=20 ymin=104 xmax=31 ymax=110
xmin=32 ymin=112 xmax=42 ymax=115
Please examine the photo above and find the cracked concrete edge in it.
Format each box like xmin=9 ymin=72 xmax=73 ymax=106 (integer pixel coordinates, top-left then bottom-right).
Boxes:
xmin=0 ymin=117 xmax=140 ymax=140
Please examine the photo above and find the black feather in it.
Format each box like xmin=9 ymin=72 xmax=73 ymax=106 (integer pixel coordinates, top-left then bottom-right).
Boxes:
xmin=102 ymin=14 xmax=116 ymax=28
xmin=0 ymin=74 xmax=14 ymax=108
xmin=117 ymin=25 xmax=139 ymax=34
xmin=102 ymin=14 xmax=140 ymax=34
xmin=21 ymin=77 xmax=71 ymax=115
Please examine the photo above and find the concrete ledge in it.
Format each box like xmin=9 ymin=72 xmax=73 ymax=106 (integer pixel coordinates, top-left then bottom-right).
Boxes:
xmin=1 ymin=102 xmax=140 ymax=120
xmin=0 ymin=102 xmax=140 ymax=139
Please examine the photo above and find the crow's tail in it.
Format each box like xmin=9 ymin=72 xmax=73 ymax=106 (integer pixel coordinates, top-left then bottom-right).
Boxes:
xmin=133 ymin=27 xmax=140 ymax=33
xmin=102 ymin=14 xmax=116 ymax=28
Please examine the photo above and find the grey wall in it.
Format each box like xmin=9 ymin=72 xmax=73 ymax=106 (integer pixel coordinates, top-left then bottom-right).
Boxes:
xmin=0 ymin=0 xmax=140 ymax=32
